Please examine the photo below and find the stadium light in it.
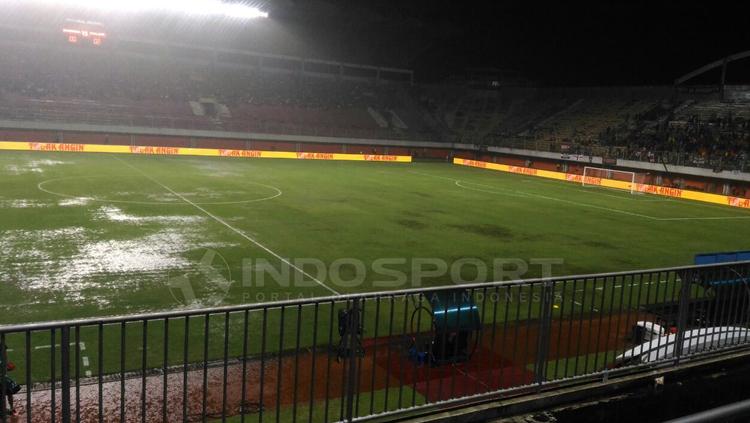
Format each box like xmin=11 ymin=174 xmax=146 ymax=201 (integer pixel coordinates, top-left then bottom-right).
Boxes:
xmin=33 ymin=0 xmax=269 ymax=19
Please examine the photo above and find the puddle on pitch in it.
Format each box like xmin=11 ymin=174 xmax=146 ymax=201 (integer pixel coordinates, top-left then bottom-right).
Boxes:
xmin=4 ymin=159 xmax=69 ymax=175
xmin=93 ymin=205 xmax=205 ymax=224
xmin=0 ymin=221 xmax=237 ymax=308
xmin=0 ymin=199 xmax=51 ymax=208
xmin=58 ymin=197 xmax=95 ymax=206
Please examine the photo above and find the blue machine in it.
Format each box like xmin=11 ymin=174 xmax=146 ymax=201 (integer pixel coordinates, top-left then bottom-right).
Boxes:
xmin=428 ymin=290 xmax=482 ymax=364
xmin=693 ymin=251 xmax=750 ymax=286
xmin=694 ymin=251 xmax=750 ymax=266
xmin=430 ymin=291 xmax=482 ymax=333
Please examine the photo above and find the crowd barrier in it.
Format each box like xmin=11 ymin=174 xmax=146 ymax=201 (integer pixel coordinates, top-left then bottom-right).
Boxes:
xmin=454 ymin=158 xmax=750 ymax=210
xmin=1 ymin=261 xmax=749 ymax=422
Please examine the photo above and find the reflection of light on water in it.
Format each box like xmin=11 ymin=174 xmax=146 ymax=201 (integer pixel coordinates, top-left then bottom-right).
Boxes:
xmin=58 ymin=197 xmax=95 ymax=207
xmin=191 ymin=161 xmax=242 ymax=178
xmin=146 ymin=193 xmax=181 ymax=203
xmin=0 ymin=227 xmax=85 ymax=263
xmin=0 ymin=223 xmax=238 ymax=307
xmin=0 ymin=199 xmax=51 ymax=208
xmin=5 ymin=159 xmax=69 ymax=175
xmin=72 ymin=232 xmax=192 ymax=275
xmin=94 ymin=205 xmax=204 ymax=224
xmin=192 ymin=187 xmax=249 ymax=198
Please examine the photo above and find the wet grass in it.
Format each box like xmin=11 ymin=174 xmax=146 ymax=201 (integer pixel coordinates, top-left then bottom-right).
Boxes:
xmin=0 ymin=151 xmax=747 ymax=325
xmin=0 ymin=151 xmax=748 ymax=408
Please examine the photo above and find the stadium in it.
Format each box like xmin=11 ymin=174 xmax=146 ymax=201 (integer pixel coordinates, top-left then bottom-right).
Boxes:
xmin=0 ymin=1 xmax=749 ymax=422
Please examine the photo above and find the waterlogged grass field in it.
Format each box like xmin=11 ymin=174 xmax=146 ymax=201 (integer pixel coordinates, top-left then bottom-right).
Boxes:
xmin=0 ymin=150 xmax=749 ymax=420
xmin=0 ymin=151 xmax=748 ymax=324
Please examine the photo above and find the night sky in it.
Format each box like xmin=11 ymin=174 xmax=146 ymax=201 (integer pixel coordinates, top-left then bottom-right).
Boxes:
xmin=271 ymin=0 xmax=750 ymax=85
xmin=3 ymin=0 xmax=750 ymax=85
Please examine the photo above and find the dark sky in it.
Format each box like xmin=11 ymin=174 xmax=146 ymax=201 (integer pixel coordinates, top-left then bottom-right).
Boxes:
xmin=4 ymin=0 xmax=750 ymax=85
xmin=272 ymin=0 xmax=750 ymax=85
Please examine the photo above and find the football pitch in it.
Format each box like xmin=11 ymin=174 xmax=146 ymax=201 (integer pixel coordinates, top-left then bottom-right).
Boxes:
xmin=1 ymin=150 xmax=749 ymax=325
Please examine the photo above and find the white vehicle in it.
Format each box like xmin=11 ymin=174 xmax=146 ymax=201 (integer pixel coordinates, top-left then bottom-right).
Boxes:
xmin=615 ymin=326 xmax=750 ymax=367
xmin=632 ymin=321 xmax=665 ymax=342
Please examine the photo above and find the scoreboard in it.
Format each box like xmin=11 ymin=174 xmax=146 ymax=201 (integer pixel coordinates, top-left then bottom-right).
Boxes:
xmin=62 ymin=19 xmax=106 ymax=46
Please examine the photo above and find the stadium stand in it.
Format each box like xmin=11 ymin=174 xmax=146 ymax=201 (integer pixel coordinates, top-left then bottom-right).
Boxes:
xmin=419 ymin=85 xmax=749 ymax=173
xmin=0 ymin=39 xmax=748 ymax=172
xmin=0 ymin=42 xmax=433 ymax=140
xmin=602 ymin=98 xmax=750 ymax=172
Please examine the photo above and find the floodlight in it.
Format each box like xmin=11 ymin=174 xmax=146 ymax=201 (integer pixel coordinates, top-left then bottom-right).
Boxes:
xmin=32 ymin=0 xmax=269 ymax=19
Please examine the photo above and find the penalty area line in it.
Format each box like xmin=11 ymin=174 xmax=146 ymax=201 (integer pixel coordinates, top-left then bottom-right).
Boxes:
xmin=111 ymin=155 xmax=341 ymax=296
xmin=454 ymin=179 xmax=661 ymax=220
xmin=412 ymin=171 xmax=750 ymax=221
xmin=410 ymin=170 xmax=659 ymax=220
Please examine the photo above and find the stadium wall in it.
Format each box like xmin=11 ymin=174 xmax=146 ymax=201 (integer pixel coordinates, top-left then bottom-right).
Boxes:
xmin=482 ymin=145 xmax=750 ymax=183
xmin=0 ymin=141 xmax=413 ymax=162
xmin=456 ymin=151 xmax=750 ymax=199
xmin=0 ymin=123 xmax=456 ymax=160
xmin=0 ymin=124 xmax=747 ymax=200
xmin=453 ymin=158 xmax=750 ymax=209
xmin=0 ymin=119 xmax=743 ymax=173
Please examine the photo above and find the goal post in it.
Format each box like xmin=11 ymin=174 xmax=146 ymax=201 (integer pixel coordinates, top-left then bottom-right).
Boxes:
xmin=582 ymin=166 xmax=645 ymax=194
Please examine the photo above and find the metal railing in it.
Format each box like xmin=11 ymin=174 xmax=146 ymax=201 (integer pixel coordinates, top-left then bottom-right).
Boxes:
xmin=1 ymin=261 xmax=750 ymax=423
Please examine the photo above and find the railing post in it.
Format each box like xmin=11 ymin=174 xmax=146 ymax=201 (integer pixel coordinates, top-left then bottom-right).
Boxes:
xmin=58 ymin=326 xmax=70 ymax=423
xmin=1 ymin=333 xmax=7 ymax=423
xmin=60 ymin=326 xmax=71 ymax=423
xmin=344 ymin=299 xmax=361 ymax=422
xmin=534 ymin=281 xmax=555 ymax=387
xmin=674 ymin=270 xmax=694 ymax=364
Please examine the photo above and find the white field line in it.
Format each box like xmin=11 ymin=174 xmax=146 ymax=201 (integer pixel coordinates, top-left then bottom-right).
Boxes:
xmin=457 ymin=166 xmax=750 ymax=213
xmin=514 ymin=172 xmax=663 ymax=202
xmin=413 ymin=170 xmax=656 ymax=219
xmin=34 ymin=342 xmax=86 ymax=351
xmin=113 ymin=156 xmax=341 ymax=296
xmin=459 ymin=180 xmax=750 ymax=221
xmin=568 ymin=279 xmax=671 ymax=312
xmin=455 ymin=180 xmax=662 ymax=220
xmin=572 ymin=301 xmax=597 ymax=312
xmin=32 ymin=343 xmax=92 ymax=376
xmin=38 ymin=175 xmax=282 ymax=206
xmin=657 ymin=215 xmax=750 ymax=221
xmin=551 ymin=182 xmax=673 ymax=202
xmin=408 ymin=170 xmax=460 ymax=182
xmin=573 ymin=279 xmax=670 ymax=292
xmin=522 ymin=181 xmax=750 ymax=219
xmin=413 ymin=169 xmax=750 ymax=221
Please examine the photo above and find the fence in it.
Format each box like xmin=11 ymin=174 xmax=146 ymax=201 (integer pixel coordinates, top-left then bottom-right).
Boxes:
xmin=1 ymin=261 xmax=750 ymax=423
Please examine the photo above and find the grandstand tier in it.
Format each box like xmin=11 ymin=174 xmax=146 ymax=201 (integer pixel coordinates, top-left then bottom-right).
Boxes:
xmin=0 ymin=33 xmax=749 ymax=197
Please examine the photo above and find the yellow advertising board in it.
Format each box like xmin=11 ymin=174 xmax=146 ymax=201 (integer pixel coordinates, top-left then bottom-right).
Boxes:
xmin=0 ymin=141 xmax=412 ymax=163
xmin=454 ymin=158 xmax=750 ymax=210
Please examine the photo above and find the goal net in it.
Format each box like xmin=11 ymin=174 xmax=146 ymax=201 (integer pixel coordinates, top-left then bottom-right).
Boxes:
xmin=582 ymin=166 xmax=646 ymax=194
